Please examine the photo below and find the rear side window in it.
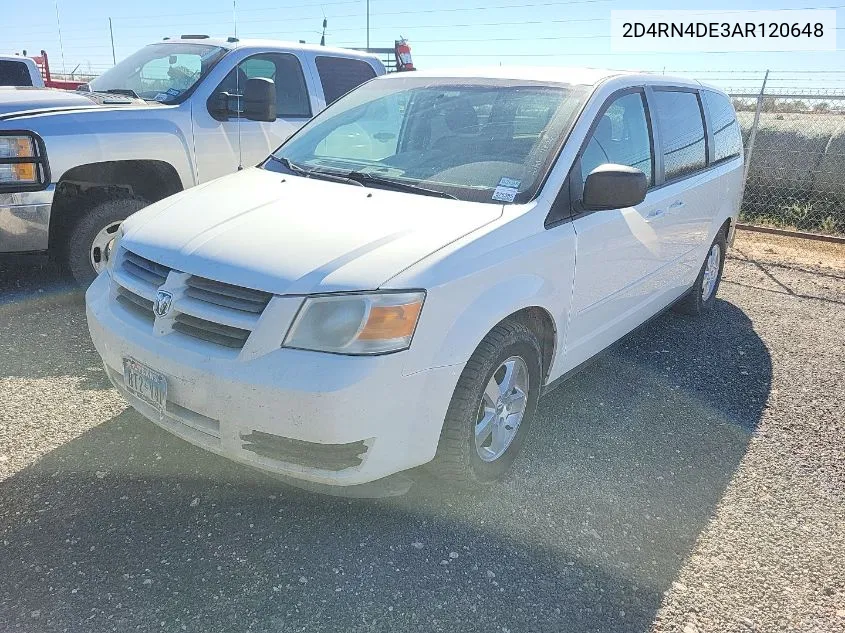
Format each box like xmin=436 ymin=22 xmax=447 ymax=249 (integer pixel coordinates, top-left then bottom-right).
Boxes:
xmin=0 ymin=60 xmax=32 ymax=86
xmin=702 ymin=90 xmax=743 ymax=163
xmin=580 ymin=91 xmax=653 ymax=186
xmin=217 ymin=53 xmax=312 ymax=118
xmin=653 ymin=90 xmax=706 ymax=181
xmin=316 ymin=56 xmax=376 ymax=105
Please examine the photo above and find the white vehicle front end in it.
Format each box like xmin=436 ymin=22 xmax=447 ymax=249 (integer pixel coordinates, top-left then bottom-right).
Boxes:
xmin=85 ymin=168 xmax=497 ymax=485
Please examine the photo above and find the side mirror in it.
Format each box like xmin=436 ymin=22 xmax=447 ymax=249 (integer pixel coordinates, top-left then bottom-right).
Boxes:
xmin=208 ymin=91 xmax=229 ymax=121
xmin=243 ymin=77 xmax=276 ymax=122
xmin=582 ymin=164 xmax=647 ymax=211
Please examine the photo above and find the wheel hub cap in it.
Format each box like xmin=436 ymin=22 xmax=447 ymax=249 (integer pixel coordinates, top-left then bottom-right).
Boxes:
xmin=90 ymin=221 xmax=123 ymax=274
xmin=475 ymin=356 xmax=530 ymax=462
xmin=701 ymin=243 xmax=721 ymax=301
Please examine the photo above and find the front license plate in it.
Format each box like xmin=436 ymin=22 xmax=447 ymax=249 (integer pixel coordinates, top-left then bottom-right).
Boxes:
xmin=123 ymin=357 xmax=167 ymax=414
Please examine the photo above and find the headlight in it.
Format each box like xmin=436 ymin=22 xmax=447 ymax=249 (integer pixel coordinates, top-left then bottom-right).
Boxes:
xmin=103 ymin=225 xmax=124 ymax=272
xmin=0 ymin=132 xmax=49 ymax=192
xmin=283 ymin=291 xmax=425 ymax=355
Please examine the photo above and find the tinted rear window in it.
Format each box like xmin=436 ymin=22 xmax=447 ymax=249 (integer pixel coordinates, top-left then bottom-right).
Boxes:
xmin=315 ymin=56 xmax=377 ymax=104
xmin=653 ymin=90 xmax=707 ymax=181
xmin=0 ymin=60 xmax=32 ymax=86
xmin=703 ymin=90 xmax=743 ymax=163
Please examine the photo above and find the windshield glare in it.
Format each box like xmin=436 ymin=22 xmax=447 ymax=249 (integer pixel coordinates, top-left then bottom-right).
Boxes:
xmin=267 ymin=77 xmax=589 ymax=203
xmin=88 ymin=43 xmax=226 ymax=102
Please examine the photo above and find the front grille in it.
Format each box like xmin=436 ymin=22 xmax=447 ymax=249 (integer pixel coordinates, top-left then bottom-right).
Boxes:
xmin=185 ymin=275 xmax=272 ymax=314
xmin=116 ymin=286 xmax=154 ymax=321
xmin=240 ymin=431 xmax=368 ymax=471
xmin=172 ymin=313 xmax=251 ymax=349
xmin=113 ymin=251 xmax=272 ymax=351
xmin=122 ymin=250 xmax=171 ymax=287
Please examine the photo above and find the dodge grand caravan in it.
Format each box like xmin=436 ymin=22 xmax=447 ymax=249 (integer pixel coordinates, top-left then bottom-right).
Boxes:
xmin=86 ymin=68 xmax=744 ymax=487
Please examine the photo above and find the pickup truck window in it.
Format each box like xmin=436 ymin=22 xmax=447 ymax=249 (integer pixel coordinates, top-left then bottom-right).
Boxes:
xmin=316 ymin=56 xmax=377 ymax=105
xmin=217 ymin=53 xmax=312 ymax=118
xmin=0 ymin=60 xmax=32 ymax=87
xmin=267 ymin=76 xmax=589 ymax=204
xmin=88 ymin=43 xmax=226 ymax=103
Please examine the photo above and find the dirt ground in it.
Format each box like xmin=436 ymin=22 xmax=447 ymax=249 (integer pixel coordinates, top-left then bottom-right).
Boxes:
xmin=732 ymin=228 xmax=845 ymax=273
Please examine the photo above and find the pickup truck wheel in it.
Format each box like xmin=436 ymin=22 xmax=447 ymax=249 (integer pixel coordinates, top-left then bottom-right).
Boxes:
xmin=431 ymin=320 xmax=542 ymax=485
xmin=65 ymin=197 xmax=148 ymax=286
xmin=674 ymin=230 xmax=727 ymax=316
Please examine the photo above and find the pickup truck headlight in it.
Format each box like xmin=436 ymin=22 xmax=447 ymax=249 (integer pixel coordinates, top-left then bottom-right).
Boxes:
xmin=0 ymin=132 xmax=50 ymax=192
xmin=283 ymin=291 xmax=425 ymax=355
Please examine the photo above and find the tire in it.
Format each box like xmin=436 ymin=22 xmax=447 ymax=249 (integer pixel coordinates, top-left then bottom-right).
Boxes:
xmin=431 ymin=319 xmax=542 ymax=485
xmin=674 ymin=229 xmax=728 ymax=316
xmin=64 ymin=196 xmax=149 ymax=286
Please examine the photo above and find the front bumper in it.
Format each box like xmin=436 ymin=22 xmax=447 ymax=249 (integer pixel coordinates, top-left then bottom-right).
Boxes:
xmin=0 ymin=185 xmax=54 ymax=253
xmin=85 ymin=272 xmax=463 ymax=486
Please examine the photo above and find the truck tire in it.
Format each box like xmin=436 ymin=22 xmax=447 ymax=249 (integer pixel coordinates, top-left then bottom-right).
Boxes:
xmin=430 ymin=319 xmax=542 ymax=486
xmin=65 ymin=196 xmax=148 ymax=286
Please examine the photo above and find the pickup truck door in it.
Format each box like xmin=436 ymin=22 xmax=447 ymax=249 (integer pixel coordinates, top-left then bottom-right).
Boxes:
xmin=563 ymin=89 xmax=678 ymax=370
xmin=192 ymin=52 xmax=315 ymax=183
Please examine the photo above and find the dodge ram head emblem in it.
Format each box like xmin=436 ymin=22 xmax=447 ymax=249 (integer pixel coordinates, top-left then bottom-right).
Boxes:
xmin=153 ymin=290 xmax=173 ymax=318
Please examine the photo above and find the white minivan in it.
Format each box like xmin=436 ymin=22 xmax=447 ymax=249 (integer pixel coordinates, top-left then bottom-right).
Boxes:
xmin=86 ymin=67 xmax=744 ymax=488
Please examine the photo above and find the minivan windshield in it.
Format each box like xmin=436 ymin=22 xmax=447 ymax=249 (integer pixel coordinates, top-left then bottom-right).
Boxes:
xmin=265 ymin=76 xmax=590 ymax=203
xmin=88 ymin=43 xmax=227 ymax=103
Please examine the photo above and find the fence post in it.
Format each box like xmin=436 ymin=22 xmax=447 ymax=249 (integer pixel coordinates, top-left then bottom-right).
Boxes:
xmin=743 ymin=69 xmax=769 ymax=186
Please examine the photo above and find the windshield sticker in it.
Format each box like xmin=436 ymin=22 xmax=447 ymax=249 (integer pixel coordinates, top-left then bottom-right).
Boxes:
xmin=154 ymin=93 xmax=169 ymax=102
xmin=166 ymin=88 xmax=182 ymax=97
xmin=492 ymin=177 xmax=521 ymax=202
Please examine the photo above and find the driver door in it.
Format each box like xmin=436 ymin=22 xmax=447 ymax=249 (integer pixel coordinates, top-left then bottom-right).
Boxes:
xmin=192 ymin=53 xmax=313 ymax=182
xmin=563 ymin=89 xmax=677 ymax=370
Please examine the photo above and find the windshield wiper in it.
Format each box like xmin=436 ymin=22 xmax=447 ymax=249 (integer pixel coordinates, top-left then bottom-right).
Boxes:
xmin=268 ymin=156 xmax=364 ymax=187
xmin=345 ymin=171 xmax=457 ymax=199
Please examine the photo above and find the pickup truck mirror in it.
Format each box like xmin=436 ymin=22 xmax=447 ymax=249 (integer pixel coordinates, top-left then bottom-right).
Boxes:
xmin=207 ymin=78 xmax=277 ymax=122
xmin=243 ymin=77 xmax=276 ymax=122
xmin=582 ymin=164 xmax=647 ymax=211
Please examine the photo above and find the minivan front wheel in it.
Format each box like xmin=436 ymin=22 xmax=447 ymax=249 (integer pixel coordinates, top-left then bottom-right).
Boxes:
xmin=432 ymin=319 xmax=542 ymax=485
xmin=675 ymin=230 xmax=727 ymax=316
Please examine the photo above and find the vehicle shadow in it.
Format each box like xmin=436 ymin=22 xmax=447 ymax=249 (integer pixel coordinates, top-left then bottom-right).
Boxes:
xmin=0 ymin=298 xmax=772 ymax=632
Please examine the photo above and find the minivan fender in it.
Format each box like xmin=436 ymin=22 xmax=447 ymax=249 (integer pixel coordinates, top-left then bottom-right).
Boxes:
xmin=406 ymin=273 xmax=561 ymax=378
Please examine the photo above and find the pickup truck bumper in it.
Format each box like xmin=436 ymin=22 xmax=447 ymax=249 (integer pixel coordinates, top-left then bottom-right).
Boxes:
xmin=0 ymin=185 xmax=54 ymax=253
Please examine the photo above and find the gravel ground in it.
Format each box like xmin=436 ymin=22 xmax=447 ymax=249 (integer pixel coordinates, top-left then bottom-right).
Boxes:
xmin=0 ymin=231 xmax=842 ymax=632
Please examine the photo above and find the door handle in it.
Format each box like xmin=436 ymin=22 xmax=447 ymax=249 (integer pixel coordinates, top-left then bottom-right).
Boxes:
xmin=668 ymin=200 xmax=685 ymax=211
xmin=646 ymin=208 xmax=665 ymax=220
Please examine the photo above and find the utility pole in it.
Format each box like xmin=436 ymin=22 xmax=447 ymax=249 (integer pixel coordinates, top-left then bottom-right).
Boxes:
xmin=54 ymin=0 xmax=66 ymax=74
xmin=108 ymin=18 xmax=116 ymax=65
xmin=366 ymin=0 xmax=370 ymax=49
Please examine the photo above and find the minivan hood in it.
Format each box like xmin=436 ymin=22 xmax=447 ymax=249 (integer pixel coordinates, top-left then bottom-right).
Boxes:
xmin=121 ymin=168 xmax=502 ymax=295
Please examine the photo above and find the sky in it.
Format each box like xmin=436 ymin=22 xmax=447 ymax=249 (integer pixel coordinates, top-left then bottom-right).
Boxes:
xmin=2 ymin=0 xmax=844 ymax=92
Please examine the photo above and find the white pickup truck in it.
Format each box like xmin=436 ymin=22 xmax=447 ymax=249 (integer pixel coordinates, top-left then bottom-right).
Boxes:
xmin=0 ymin=55 xmax=45 ymax=88
xmin=0 ymin=36 xmax=386 ymax=283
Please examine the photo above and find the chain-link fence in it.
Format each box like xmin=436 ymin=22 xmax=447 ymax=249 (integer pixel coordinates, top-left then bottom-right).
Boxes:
xmin=727 ymin=89 xmax=845 ymax=237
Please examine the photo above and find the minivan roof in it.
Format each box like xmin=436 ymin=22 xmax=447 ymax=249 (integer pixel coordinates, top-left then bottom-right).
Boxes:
xmin=379 ymin=66 xmax=720 ymax=93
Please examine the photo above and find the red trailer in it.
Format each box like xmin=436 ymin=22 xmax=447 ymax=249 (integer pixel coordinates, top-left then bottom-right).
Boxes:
xmin=28 ymin=50 xmax=86 ymax=90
